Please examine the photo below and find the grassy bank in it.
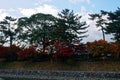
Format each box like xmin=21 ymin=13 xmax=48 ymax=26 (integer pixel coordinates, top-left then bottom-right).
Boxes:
xmin=0 ymin=61 xmax=120 ymax=72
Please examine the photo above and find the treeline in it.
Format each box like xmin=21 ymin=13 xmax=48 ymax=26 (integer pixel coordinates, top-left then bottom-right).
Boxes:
xmin=0 ymin=9 xmax=88 ymax=48
xmin=0 ymin=40 xmax=120 ymax=62
xmin=0 ymin=8 xmax=120 ymax=62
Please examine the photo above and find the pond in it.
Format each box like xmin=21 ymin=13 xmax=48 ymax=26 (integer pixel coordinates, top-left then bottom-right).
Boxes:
xmin=0 ymin=77 xmax=120 ymax=80
xmin=0 ymin=70 xmax=120 ymax=80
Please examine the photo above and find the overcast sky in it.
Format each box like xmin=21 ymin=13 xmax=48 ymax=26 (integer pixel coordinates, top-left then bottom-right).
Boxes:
xmin=0 ymin=0 xmax=120 ymax=43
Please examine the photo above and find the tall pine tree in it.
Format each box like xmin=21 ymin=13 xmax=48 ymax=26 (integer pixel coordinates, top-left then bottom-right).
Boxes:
xmin=56 ymin=9 xmax=88 ymax=43
xmin=101 ymin=8 xmax=120 ymax=42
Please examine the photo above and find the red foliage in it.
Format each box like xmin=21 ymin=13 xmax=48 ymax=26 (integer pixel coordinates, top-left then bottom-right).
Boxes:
xmin=18 ymin=47 xmax=37 ymax=60
xmin=0 ymin=44 xmax=37 ymax=61
xmin=0 ymin=45 xmax=21 ymax=61
xmin=72 ymin=44 xmax=87 ymax=53
xmin=0 ymin=45 xmax=9 ymax=58
xmin=53 ymin=41 xmax=63 ymax=50
xmin=58 ymin=47 xmax=74 ymax=57
xmin=53 ymin=46 xmax=74 ymax=60
xmin=11 ymin=44 xmax=22 ymax=53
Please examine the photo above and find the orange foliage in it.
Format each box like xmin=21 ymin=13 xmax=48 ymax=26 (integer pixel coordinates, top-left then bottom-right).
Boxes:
xmin=87 ymin=40 xmax=120 ymax=58
xmin=108 ymin=43 xmax=120 ymax=58
xmin=87 ymin=40 xmax=109 ymax=57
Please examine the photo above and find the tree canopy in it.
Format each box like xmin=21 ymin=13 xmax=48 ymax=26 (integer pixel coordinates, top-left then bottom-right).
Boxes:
xmin=89 ymin=11 xmax=107 ymax=40
xmin=16 ymin=9 xmax=88 ymax=48
xmin=0 ymin=16 xmax=17 ymax=46
xmin=17 ymin=13 xmax=57 ymax=49
xmin=101 ymin=8 xmax=120 ymax=42
xmin=56 ymin=9 xmax=88 ymax=43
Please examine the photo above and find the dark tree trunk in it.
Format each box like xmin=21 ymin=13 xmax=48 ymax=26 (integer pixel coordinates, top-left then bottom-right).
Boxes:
xmin=101 ymin=26 xmax=105 ymax=40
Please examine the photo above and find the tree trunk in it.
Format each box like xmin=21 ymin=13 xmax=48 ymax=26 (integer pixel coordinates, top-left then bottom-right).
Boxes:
xmin=101 ymin=26 xmax=105 ymax=40
xmin=42 ymin=41 xmax=45 ymax=53
xmin=42 ymin=29 xmax=46 ymax=53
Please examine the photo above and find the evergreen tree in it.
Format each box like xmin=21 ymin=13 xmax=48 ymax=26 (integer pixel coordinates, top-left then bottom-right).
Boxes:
xmin=56 ymin=9 xmax=88 ymax=43
xmin=89 ymin=11 xmax=106 ymax=40
xmin=0 ymin=16 xmax=16 ymax=47
xmin=17 ymin=13 xmax=56 ymax=51
xmin=101 ymin=8 xmax=120 ymax=42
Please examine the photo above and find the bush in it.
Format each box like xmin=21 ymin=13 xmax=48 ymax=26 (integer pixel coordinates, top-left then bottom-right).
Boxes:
xmin=87 ymin=40 xmax=120 ymax=60
xmin=0 ymin=45 xmax=21 ymax=61
xmin=0 ymin=46 xmax=9 ymax=59
xmin=87 ymin=40 xmax=109 ymax=57
xmin=33 ymin=51 xmax=50 ymax=62
xmin=9 ymin=45 xmax=22 ymax=61
xmin=107 ymin=43 xmax=120 ymax=59
xmin=18 ymin=47 xmax=36 ymax=61
xmin=53 ymin=46 xmax=74 ymax=62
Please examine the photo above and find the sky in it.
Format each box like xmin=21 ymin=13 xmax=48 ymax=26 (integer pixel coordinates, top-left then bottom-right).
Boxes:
xmin=0 ymin=0 xmax=120 ymax=43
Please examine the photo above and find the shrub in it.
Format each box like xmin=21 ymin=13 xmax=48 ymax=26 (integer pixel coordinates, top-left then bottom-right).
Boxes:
xmin=18 ymin=47 xmax=36 ymax=61
xmin=0 ymin=45 xmax=21 ymax=61
xmin=87 ymin=40 xmax=109 ymax=57
xmin=53 ymin=46 xmax=74 ymax=62
xmin=9 ymin=45 xmax=22 ymax=61
xmin=107 ymin=43 xmax=120 ymax=59
xmin=33 ymin=51 xmax=50 ymax=62
xmin=87 ymin=40 xmax=120 ymax=60
xmin=0 ymin=45 xmax=9 ymax=58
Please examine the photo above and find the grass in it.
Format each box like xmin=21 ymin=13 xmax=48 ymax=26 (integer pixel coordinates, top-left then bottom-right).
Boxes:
xmin=0 ymin=61 xmax=120 ymax=72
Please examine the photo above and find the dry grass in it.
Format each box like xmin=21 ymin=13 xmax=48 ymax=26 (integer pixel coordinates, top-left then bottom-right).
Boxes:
xmin=0 ymin=61 xmax=120 ymax=72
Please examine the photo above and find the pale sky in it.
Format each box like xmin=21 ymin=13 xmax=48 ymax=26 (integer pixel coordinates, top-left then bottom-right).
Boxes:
xmin=0 ymin=0 xmax=120 ymax=43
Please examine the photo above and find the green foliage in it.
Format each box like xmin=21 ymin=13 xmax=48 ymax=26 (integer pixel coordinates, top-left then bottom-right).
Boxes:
xmin=56 ymin=9 xmax=88 ymax=43
xmin=89 ymin=12 xmax=106 ymax=40
xmin=101 ymin=8 xmax=120 ymax=42
xmin=17 ymin=13 xmax=57 ymax=52
xmin=16 ymin=9 xmax=88 ymax=52
xmin=0 ymin=16 xmax=17 ymax=46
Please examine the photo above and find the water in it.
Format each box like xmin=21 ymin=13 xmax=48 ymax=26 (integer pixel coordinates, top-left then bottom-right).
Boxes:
xmin=0 ymin=78 xmax=52 ymax=80
xmin=0 ymin=77 xmax=120 ymax=80
xmin=0 ymin=69 xmax=120 ymax=80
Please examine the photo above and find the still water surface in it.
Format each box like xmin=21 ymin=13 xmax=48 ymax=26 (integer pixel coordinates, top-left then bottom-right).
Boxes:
xmin=0 ymin=77 xmax=120 ymax=80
